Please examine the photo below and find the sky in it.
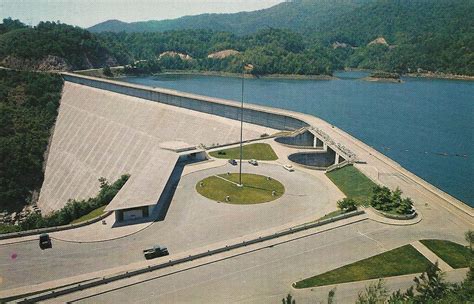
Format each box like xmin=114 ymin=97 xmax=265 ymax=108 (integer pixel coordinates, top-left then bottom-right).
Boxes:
xmin=0 ymin=0 xmax=284 ymax=28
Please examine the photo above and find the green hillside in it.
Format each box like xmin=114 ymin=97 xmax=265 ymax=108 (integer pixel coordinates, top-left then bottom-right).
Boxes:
xmin=0 ymin=70 xmax=63 ymax=212
xmin=0 ymin=19 xmax=129 ymax=71
xmin=89 ymin=0 xmax=474 ymax=76
xmin=89 ymin=0 xmax=371 ymax=35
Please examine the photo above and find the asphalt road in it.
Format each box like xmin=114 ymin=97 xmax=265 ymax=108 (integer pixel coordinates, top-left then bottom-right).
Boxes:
xmin=52 ymin=218 xmax=469 ymax=304
xmin=0 ymin=163 xmax=340 ymax=290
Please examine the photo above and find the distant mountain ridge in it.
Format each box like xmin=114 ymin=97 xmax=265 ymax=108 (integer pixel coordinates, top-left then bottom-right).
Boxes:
xmin=88 ymin=0 xmax=373 ymax=35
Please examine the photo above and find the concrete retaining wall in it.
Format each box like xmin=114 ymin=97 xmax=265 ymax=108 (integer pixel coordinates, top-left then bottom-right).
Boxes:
xmin=61 ymin=73 xmax=308 ymax=131
xmin=275 ymin=130 xmax=315 ymax=147
xmin=288 ymin=150 xmax=336 ymax=169
xmin=371 ymin=207 xmax=418 ymax=220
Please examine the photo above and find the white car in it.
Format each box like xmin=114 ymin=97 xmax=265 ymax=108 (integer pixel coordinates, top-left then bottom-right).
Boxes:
xmin=248 ymin=159 xmax=258 ymax=166
xmin=283 ymin=164 xmax=294 ymax=172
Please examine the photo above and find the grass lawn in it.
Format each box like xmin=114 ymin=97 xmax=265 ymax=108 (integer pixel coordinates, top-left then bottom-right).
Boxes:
xmin=70 ymin=205 xmax=107 ymax=224
xmin=317 ymin=210 xmax=345 ymax=221
xmin=209 ymin=143 xmax=278 ymax=161
xmin=293 ymin=244 xmax=433 ymax=288
xmin=196 ymin=173 xmax=284 ymax=204
xmin=326 ymin=165 xmax=376 ymax=206
xmin=420 ymin=239 xmax=472 ymax=268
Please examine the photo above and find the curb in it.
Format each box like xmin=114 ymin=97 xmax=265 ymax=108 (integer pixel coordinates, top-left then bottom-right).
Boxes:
xmin=0 ymin=211 xmax=112 ymax=241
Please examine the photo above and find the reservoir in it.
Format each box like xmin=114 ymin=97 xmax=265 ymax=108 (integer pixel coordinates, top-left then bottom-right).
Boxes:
xmin=122 ymin=71 xmax=473 ymax=207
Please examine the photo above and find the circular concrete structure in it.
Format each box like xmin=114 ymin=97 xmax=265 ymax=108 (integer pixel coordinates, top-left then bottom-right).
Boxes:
xmin=288 ymin=151 xmax=335 ymax=169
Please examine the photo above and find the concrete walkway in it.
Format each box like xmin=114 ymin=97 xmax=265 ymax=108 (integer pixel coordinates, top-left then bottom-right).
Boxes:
xmin=411 ymin=241 xmax=454 ymax=271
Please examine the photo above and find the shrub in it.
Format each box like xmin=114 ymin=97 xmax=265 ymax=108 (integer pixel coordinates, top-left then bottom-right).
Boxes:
xmin=9 ymin=174 xmax=129 ymax=233
xmin=370 ymin=186 xmax=393 ymax=211
xmin=102 ymin=65 xmax=113 ymax=77
xmin=337 ymin=198 xmax=357 ymax=212
xmin=370 ymin=186 xmax=414 ymax=215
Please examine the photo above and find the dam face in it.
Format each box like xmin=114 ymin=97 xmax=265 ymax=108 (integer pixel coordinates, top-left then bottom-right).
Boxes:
xmin=38 ymin=82 xmax=274 ymax=213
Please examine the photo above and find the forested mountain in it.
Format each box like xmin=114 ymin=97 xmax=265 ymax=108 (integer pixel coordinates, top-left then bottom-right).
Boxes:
xmin=88 ymin=0 xmax=473 ymax=75
xmin=89 ymin=0 xmax=372 ymax=35
xmin=1 ymin=0 xmax=473 ymax=75
xmin=0 ymin=70 xmax=63 ymax=212
xmin=0 ymin=20 xmax=126 ymax=71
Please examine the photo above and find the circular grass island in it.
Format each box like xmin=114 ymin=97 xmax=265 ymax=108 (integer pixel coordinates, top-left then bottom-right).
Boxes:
xmin=196 ymin=173 xmax=285 ymax=204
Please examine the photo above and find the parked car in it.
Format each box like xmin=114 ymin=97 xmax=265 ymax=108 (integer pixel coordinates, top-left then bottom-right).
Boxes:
xmin=283 ymin=164 xmax=294 ymax=172
xmin=143 ymin=245 xmax=169 ymax=260
xmin=248 ymin=159 xmax=258 ymax=166
xmin=228 ymin=159 xmax=237 ymax=165
xmin=39 ymin=233 xmax=52 ymax=250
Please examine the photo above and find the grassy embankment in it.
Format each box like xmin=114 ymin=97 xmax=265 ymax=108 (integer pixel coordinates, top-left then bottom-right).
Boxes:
xmin=196 ymin=173 xmax=284 ymax=204
xmin=70 ymin=206 xmax=107 ymax=224
xmin=209 ymin=143 xmax=278 ymax=161
xmin=420 ymin=240 xmax=472 ymax=269
xmin=326 ymin=165 xmax=377 ymax=207
xmin=293 ymin=245 xmax=433 ymax=288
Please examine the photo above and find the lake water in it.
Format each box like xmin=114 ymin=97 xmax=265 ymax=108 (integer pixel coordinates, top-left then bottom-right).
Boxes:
xmin=122 ymin=71 xmax=474 ymax=207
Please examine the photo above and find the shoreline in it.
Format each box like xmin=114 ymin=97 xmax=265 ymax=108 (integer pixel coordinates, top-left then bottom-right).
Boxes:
xmin=149 ymin=70 xmax=336 ymax=80
xmin=344 ymin=68 xmax=474 ymax=81
xmin=362 ymin=76 xmax=403 ymax=83
xmin=74 ymin=67 xmax=474 ymax=82
xmin=405 ymin=72 xmax=474 ymax=81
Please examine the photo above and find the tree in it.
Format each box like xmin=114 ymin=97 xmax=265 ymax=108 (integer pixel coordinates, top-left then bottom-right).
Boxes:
xmin=337 ymin=198 xmax=357 ymax=212
xmin=282 ymin=293 xmax=295 ymax=304
xmin=102 ymin=65 xmax=113 ymax=77
xmin=356 ymin=279 xmax=388 ymax=304
xmin=327 ymin=287 xmax=336 ymax=304
xmin=397 ymin=197 xmax=413 ymax=215
xmin=370 ymin=186 xmax=392 ymax=211
xmin=413 ymin=262 xmax=449 ymax=302
xmin=465 ymin=230 xmax=474 ymax=252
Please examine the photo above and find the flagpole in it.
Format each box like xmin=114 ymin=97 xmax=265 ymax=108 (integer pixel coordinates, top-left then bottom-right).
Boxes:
xmin=239 ymin=62 xmax=244 ymax=186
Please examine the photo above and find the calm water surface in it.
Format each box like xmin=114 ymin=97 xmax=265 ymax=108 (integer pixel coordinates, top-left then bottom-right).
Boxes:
xmin=122 ymin=72 xmax=474 ymax=206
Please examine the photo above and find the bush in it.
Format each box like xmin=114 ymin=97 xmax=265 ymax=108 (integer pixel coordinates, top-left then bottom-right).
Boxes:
xmin=370 ymin=186 xmax=413 ymax=215
xmin=12 ymin=174 xmax=129 ymax=232
xmin=337 ymin=198 xmax=357 ymax=212
xmin=102 ymin=65 xmax=113 ymax=77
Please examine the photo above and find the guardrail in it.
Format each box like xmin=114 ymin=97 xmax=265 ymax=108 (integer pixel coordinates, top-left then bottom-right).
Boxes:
xmin=0 ymin=211 xmax=112 ymax=241
xmin=6 ymin=210 xmax=365 ymax=303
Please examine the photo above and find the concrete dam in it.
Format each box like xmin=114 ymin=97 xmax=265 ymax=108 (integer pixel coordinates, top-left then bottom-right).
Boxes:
xmin=38 ymin=76 xmax=276 ymax=214
xmin=38 ymin=73 xmax=471 ymax=221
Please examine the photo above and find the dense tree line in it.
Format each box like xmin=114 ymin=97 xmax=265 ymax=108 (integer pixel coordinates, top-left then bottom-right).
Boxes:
xmin=101 ymin=29 xmax=339 ymax=76
xmin=1 ymin=10 xmax=472 ymax=76
xmin=89 ymin=0 xmax=473 ymax=76
xmin=0 ymin=175 xmax=129 ymax=233
xmin=18 ymin=175 xmax=129 ymax=231
xmin=0 ymin=70 xmax=63 ymax=212
xmin=0 ymin=19 xmax=123 ymax=70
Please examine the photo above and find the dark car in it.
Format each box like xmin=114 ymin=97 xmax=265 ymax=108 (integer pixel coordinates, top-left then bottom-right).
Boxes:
xmin=39 ymin=233 xmax=52 ymax=250
xmin=143 ymin=245 xmax=169 ymax=260
xmin=228 ymin=159 xmax=237 ymax=165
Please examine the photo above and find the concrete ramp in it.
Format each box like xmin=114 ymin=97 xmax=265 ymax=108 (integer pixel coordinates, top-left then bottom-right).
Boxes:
xmin=38 ymin=82 xmax=274 ymax=213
